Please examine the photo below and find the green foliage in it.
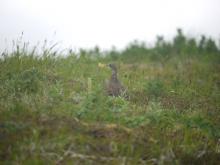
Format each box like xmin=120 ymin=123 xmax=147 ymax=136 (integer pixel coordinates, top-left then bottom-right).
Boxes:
xmin=17 ymin=68 xmax=43 ymax=93
xmin=1 ymin=67 xmax=43 ymax=98
xmin=106 ymin=96 xmax=129 ymax=112
xmin=77 ymin=92 xmax=99 ymax=118
xmin=144 ymin=79 xmax=165 ymax=98
xmin=205 ymin=38 xmax=218 ymax=53
xmin=173 ymin=28 xmax=187 ymax=54
xmin=120 ymin=40 xmax=149 ymax=61
xmin=105 ymin=28 xmax=220 ymax=61
xmin=0 ymin=30 xmax=220 ymax=164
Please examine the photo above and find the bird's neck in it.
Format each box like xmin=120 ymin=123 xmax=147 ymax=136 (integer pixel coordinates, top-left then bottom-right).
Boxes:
xmin=111 ymin=70 xmax=118 ymax=81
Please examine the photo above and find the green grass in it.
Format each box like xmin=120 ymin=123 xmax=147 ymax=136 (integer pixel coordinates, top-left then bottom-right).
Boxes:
xmin=0 ymin=41 xmax=220 ymax=164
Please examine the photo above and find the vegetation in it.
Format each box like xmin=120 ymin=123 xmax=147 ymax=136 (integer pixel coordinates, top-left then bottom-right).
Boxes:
xmin=0 ymin=29 xmax=220 ymax=164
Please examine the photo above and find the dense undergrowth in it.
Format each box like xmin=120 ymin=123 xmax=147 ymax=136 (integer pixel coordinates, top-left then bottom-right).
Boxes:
xmin=0 ymin=29 xmax=220 ymax=164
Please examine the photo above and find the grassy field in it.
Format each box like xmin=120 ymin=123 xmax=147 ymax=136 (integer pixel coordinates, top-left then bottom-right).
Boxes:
xmin=1 ymin=32 xmax=220 ymax=164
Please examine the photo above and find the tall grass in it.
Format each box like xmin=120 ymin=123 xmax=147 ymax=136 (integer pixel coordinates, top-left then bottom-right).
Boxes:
xmin=0 ymin=29 xmax=220 ymax=164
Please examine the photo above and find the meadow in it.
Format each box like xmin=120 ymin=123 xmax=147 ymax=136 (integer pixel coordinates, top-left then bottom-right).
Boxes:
xmin=0 ymin=29 xmax=220 ymax=164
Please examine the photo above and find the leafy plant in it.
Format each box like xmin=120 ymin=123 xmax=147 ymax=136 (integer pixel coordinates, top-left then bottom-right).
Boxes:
xmin=106 ymin=96 xmax=129 ymax=112
xmin=144 ymin=79 xmax=165 ymax=98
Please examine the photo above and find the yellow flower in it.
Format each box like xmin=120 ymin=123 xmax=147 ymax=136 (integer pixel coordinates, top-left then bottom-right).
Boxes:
xmin=98 ymin=63 xmax=106 ymax=68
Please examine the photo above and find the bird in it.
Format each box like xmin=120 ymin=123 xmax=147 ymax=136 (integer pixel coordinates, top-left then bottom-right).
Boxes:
xmin=105 ymin=63 xmax=127 ymax=97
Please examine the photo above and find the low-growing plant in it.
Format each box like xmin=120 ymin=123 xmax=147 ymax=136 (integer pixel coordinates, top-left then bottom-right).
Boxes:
xmin=144 ymin=78 xmax=165 ymax=98
xmin=106 ymin=96 xmax=129 ymax=113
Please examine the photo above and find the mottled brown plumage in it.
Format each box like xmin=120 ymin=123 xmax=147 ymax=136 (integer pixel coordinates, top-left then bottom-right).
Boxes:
xmin=105 ymin=64 xmax=126 ymax=97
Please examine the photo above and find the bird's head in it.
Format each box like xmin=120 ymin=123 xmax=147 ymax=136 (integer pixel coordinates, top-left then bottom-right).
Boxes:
xmin=108 ymin=63 xmax=117 ymax=72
